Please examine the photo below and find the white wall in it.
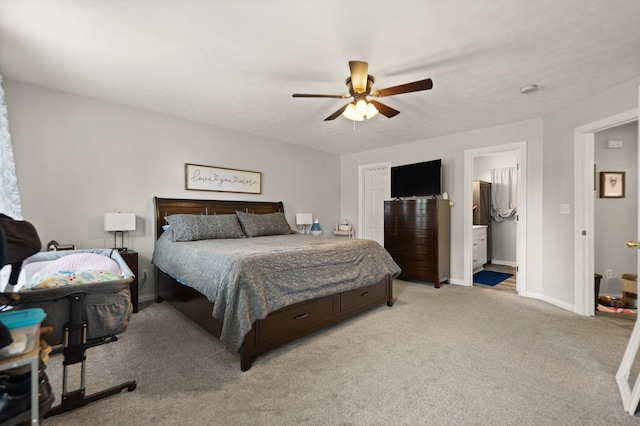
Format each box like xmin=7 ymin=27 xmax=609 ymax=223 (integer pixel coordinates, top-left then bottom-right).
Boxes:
xmin=541 ymin=76 xmax=640 ymax=309
xmin=341 ymin=118 xmax=544 ymax=293
xmin=594 ymin=121 xmax=638 ymax=295
xmin=5 ymin=80 xmax=341 ymax=302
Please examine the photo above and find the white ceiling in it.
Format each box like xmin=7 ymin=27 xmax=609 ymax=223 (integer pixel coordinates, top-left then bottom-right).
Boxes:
xmin=1 ymin=1 xmax=639 ymax=155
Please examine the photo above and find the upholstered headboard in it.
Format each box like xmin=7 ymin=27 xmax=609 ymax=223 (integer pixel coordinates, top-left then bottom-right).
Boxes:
xmin=153 ymin=197 xmax=285 ymax=239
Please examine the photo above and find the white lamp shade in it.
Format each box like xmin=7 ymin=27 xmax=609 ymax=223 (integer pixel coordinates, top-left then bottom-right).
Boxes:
xmin=355 ymin=99 xmax=367 ymax=116
xmin=296 ymin=213 xmax=313 ymax=226
xmin=342 ymin=103 xmax=364 ymax=121
xmin=366 ymin=102 xmax=379 ymax=119
xmin=104 ymin=213 xmax=136 ymax=232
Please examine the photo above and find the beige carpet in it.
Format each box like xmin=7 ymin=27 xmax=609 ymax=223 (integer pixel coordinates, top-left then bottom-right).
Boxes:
xmin=42 ymin=280 xmax=640 ymax=425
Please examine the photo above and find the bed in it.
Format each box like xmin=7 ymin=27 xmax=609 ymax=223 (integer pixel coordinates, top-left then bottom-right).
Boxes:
xmin=152 ymin=197 xmax=401 ymax=371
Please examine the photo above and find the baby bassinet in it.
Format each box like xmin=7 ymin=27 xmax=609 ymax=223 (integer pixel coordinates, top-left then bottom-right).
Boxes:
xmin=1 ymin=248 xmax=137 ymax=418
xmin=12 ymin=249 xmax=134 ymax=346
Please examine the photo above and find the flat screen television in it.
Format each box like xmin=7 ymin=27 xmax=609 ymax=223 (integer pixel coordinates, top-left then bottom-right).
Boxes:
xmin=391 ymin=159 xmax=442 ymax=198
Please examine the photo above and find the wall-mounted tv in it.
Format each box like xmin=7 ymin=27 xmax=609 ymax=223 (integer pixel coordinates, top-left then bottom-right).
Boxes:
xmin=391 ymin=159 xmax=442 ymax=198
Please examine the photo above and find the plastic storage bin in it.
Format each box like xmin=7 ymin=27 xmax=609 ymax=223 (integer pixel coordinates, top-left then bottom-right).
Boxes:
xmin=0 ymin=308 xmax=46 ymax=359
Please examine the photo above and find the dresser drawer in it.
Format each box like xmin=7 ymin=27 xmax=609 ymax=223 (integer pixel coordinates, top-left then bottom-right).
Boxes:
xmin=257 ymin=295 xmax=335 ymax=344
xmin=393 ymin=215 xmax=437 ymax=229
xmin=473 ymin=227 xmax=487 ymax=241
xmin=385 ymin=201 xmax=436 ymax=218
xmin=395 ymin=258 xmax=435 ymax=275
xmin=340 ymin=280 xmax=388 ymax=314
xmin=398 ymin=266 xmax=436 ymax=283
xmin=385 ymin=242 xmax=435 ymax=260
xmin=384 ymin=228 xmax=435 ymax=244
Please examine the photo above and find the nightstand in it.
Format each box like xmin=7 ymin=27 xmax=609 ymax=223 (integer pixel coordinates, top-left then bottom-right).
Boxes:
xmin=119 ymin=250 xmax=139 ymax=313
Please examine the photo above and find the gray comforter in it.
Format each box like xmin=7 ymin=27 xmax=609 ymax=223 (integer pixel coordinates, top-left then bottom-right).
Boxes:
xmin=152 ymin=233 xmax=400 ymax=352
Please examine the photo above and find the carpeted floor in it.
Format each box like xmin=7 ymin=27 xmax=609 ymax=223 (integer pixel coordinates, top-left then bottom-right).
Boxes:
xmin=42 ymin=280 xmax=640 ymax=425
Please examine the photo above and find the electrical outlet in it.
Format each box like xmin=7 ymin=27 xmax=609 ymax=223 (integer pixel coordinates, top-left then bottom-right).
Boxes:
xmin=606 ymin=269 xmax=613 ymax=279
xmin=142 ymin=269 xmax=148 ymax=280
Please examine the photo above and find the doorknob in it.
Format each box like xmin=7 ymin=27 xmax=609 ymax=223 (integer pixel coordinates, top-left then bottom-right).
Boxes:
xmin=626 ymin=241 xmax=639 ymax=248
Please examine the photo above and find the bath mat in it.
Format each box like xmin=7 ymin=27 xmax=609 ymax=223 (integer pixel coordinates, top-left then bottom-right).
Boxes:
xmin=474 ymin=270 xmax=512 ymax=286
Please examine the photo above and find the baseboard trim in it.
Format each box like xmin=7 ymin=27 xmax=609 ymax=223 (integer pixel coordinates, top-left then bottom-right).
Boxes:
xmin=449 ymin=277 xmax=466 ymax=286
xmin=491 ymin=259 xmax=517 ymax=267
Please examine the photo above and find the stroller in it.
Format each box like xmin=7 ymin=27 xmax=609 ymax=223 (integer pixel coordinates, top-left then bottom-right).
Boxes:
xmin=0 ymin=214 xmax=136 ymax=422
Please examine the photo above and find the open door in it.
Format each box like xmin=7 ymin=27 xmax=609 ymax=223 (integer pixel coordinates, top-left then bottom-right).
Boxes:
xmin=616 ymin=86 xmax=640 ymax=415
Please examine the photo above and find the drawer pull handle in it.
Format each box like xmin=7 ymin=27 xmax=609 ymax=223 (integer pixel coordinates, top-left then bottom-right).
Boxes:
xmin=361 ymin=291 xmax=370 ymax=297
xmin=294 ymin=313 xmax=308 ymax=320
xmin=418 ymin=252 xmax=428 ymax=255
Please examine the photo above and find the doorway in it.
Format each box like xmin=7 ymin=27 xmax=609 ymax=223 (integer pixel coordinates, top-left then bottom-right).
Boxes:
xmin=574 ymin=108 xmax=638 ymax=316
xmin=463 ymin=142 xmax=527 ymax=293
xmin=472 ymin=151 xmax=519 ymax=293
xmin=594 ymin=121 xmax=638 ymax=315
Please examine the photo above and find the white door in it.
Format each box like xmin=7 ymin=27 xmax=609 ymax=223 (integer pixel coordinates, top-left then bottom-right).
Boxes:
xmin=360 ymin=164 xmax=390 ymax=244
xmin=616 ymin=87 xmax=640 ymax=415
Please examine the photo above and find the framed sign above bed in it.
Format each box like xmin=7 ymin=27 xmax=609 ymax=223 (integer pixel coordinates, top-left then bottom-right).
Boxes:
xmin=185 ymin=163 xmax=262 ymax=194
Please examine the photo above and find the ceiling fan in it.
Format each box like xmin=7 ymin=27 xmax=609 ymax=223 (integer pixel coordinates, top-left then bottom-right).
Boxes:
xmin=292 ymin=60 xmax=433 ymax=122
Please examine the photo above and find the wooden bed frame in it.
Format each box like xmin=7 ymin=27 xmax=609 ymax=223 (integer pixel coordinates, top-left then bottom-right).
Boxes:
xmin=153 ymin=197 xmax=394 ymax=371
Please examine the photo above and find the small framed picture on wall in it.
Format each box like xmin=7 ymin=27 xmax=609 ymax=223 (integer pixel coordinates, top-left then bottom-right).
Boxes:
xmin=599 ymin=171 xmax=625 ymax=198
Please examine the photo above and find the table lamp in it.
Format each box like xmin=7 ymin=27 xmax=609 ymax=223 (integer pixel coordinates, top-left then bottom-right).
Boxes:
xmin=104 ymin=212 xmax=136 ymax=252
xmin=295 ymin=213 xmax=313 ymax=234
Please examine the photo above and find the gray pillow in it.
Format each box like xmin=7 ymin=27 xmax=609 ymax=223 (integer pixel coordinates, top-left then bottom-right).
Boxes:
xmin=235 ymin=211 xmax=293 ymax=237
xmin=165 ymin=214 xmax=245 ymax=241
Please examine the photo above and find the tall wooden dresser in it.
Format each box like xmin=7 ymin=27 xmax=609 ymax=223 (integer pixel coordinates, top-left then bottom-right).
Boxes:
xmin=384 ymin=198 xmax=451 ymax=288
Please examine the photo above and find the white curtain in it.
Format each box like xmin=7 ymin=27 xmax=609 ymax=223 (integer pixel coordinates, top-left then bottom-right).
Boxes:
xmin=0 ymin=71 xmax=22 ymax=289
xmin=0 ymin=72 xmax=22 ymax=219
xmin=490 ymin=167 xmax=517 ymax=222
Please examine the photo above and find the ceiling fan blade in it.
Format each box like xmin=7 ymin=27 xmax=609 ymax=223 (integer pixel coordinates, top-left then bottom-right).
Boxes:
xmin=349 ymin=61 xmax=369 ymax=93
xmin=373 ymin=78 xmax=433 ymax=97
xmin=369 ymin=100 xmax=400 ymax=118
xmin=292 ymin=94 xmax=348 ymax=99
xmin=324 ymin=104 xmax=350 ymax=121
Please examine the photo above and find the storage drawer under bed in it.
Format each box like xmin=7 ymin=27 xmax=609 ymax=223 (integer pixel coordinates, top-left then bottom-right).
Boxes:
xmin=339 ymin=280 xmax=389 ymax=315
xmin=256 ymin=295 xmax=336 ymax=345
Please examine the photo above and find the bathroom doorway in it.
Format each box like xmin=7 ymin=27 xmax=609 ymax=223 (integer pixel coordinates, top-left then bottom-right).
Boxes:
xmin=472 ymin=151 xmax=518 ymax=292
xmin=463 ymin=141 xmax=527 ymax=294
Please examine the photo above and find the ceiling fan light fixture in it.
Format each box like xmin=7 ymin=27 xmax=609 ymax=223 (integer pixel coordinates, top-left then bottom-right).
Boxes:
xmin=342 ymin=101 xmax=379 ymax=121
xmin=342 ymin=103 xmax=364 ymax=121
xmin=355 ymin=99 xmax=368 ymax=116
xmin=366 ymin=102 xmax=379 ymax=119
